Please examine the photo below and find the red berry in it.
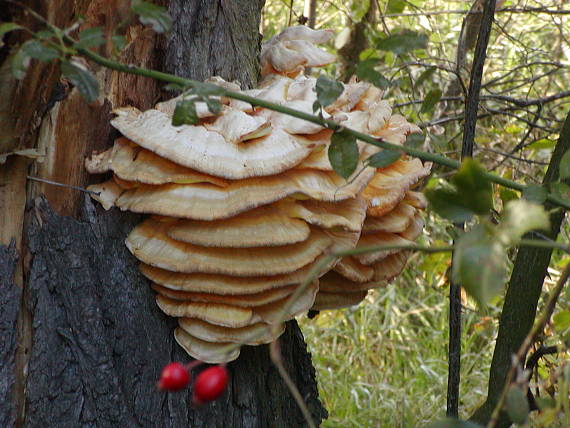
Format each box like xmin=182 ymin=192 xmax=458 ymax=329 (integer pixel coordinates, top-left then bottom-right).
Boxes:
xmin=193 ymin=365 xmax=229 ymax=403
xmin=158 ymin=362 xmax=190 ymax=391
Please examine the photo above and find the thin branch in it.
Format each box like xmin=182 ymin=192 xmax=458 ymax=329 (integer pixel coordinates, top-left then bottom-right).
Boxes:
xmin=269 ymin=340 xmax=316 ymax=428
xmin=26 ymin=176 xmax=100 ymax=195
xmin=66 ymin=46 xmax=570 ymax=210
xmin=382 ymin=8 xmax=570 ymax=18
xmin=487 ymin=261 xmax=570 ymax=428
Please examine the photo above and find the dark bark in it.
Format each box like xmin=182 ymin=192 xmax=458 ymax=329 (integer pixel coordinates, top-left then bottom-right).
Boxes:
xmin=447 ymin=0 xmax=497 ymax=417
xmin=337 ymin=1 xmax=376 ymax=82
xmin=0 ymin=241 xmax=21 ymax=428
xmin=165 ymin=0 xmax=265 ymax=88
xmin=22 ymin=196 xmax=325 ymax=428
xmin=4 ymin=0 xmax=327 ymax=426
xmin=470 ymin=110 xmax=570 ymax=427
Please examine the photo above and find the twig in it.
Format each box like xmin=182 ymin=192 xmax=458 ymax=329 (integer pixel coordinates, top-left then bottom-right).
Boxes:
xmin=67 ymin=46 xmax=570 ymax=210
xmin=487 ymin=261 xmax=570 ymax=428
xmin=382 ymin=8 xmax=570 ymax=18
xmin=26 ymin=176 xmax=99 ymax=195
xmin=269 ymin=339 xmax=316 ymax=428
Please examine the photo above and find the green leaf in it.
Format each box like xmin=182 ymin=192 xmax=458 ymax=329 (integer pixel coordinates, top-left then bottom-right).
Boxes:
xmin=10 ymin=46 xmax=31 ymax=80
xmin=35 ymin=30 xmax=55 ymax=40
xmin=425 ymin=418 xmax=484 ymax=428
xmin=22 ymin=40 xmax=60 ymax=62
xmin=0 ymin=22 xmax=22 ymax=47
xmin=551 ymin=182 xmax=570 ymax=201
xmin=553 ymin=311 xmax=570 ymax=331
xmin=355 ymin=59 xmax=391 ymax=89
xmin=405 ymin=133 xmax=425 ymax=148
xmin=74 ymin=27 xmax=105 ymax=49
xmin=60 ymin=60 xmax=99 ymax=103
xmin=505 ymin=385 xmax=529 ymax=424
xmin=204 ymin=97 xmax=222 ymax=115
xmin=420 ymin=89 xmax=442 ymax=114
xmin=426 ymin=159 xmax=493 ymax=222
xmin=416 ymin=67 xmax=436 ymax=87
xmin=131 ymin=0 xmax=172 ymax=33
xmin=499 ymin=188 xmax=519 ymax=206
xmin=111 ymin=34 xmax=127 ymax=52
xmin=452 ymin=225 xmax=506 ymax=306
xmin=376 ymin=30 xmax=428 ymax=55
xmin=499 ymin=199 xmax=550 ymax=245
xmin=328 ymin=130 xmax=359 ymax=179
xmin=523 ymin=184 xmax=547 ymax=203
xmin=172 ymin=99 xmax=198 ymax=126
xmin=528 ymin=138 xmax=555 ymax=151
xmin=367 ymin=149 xmax=401 ymax=168
xmin=559 ymin=150 xmax=570 ymax=180
xmin=386 ymin=0 xmax=407 ymax=14
xmin=315 ymin=76 xmax=344 ymax=108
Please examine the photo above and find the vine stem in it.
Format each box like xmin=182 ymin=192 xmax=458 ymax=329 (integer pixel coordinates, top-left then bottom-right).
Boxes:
xmin=69 ymin=46 xmax=570 ymax=210
xmin=487 ymin=260 xmax=570 ymax=428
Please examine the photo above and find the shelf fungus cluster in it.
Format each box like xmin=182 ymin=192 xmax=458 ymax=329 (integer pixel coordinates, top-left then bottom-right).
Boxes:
xmin=86 ymin=26 xmax=431 ymax=363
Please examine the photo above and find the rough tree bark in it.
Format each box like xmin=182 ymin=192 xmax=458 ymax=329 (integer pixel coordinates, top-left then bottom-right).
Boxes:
xmin=0 ymin=0 xmax=327 ymax=426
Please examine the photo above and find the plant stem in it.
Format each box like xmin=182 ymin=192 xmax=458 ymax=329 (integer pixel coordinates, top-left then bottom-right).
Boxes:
xmin=71 ymin=46 xmax=570 ymax=210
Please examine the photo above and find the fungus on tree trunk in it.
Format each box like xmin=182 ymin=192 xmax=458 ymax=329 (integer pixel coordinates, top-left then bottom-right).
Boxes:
xmin=86 ymin=26 xmax=431 ymax=363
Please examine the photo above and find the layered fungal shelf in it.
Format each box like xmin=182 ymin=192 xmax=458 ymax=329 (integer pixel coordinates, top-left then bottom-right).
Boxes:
xmin=86 ymin=26 xmax=431 ymax=363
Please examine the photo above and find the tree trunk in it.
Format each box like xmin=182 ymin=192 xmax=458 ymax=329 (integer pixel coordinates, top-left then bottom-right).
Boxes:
xmin=0 ymin=1 xmax=327 ymax=427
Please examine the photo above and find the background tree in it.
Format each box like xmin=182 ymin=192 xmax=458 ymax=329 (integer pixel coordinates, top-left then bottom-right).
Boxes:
xmin=0 ymin=0 xmax=326 ymax=426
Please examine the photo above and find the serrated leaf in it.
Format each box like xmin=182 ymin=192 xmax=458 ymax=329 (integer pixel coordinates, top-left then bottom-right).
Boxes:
xmin=205 ymin=97 xmax=222 ymax=115
xmin=328 ymin=130 xmax=359 ymax=179
xmin=559 ymin=150 xmax=570 ymax=180
xmin=22 ymin=40 xmax=60 ymax=62
xmin=315 ymin=76 xmax=344 ymax=107
xmin=367 ymin=149 xmax=401 ymax=168
xmin=405 ymin=133 xmax=425 ymax=148
xmin=60 ymin=60 xmax=99 ymax=103
xmin=10 ymin=46 xmax=31 ymax=80
xmin=172 ymin=99 xmax=198 ymax=126
xmin=425 ymin=418 xmax=484 ymax=428
xmin=425 ymin=187 xmax=477 ymax=223
xmin=376 ymin=30 xmax=428 ymax=55
xmin=131 ymin=0 xmax=172 ymax=33
xmin=386 ymin=0 xmax=407 ymax=14
xmin=426 ymin=159 xmax=493 ymax=222
xmin=416 ymin=67 xmax=436 ymax=86
xmin=355 ymin=60 xmax=391 ymax=89
xmin=75 ymin=27 xmax=105 ymax=49
xmin=499 ymin=199 xmax=550 ymax=245
xmin=0 ymin=22 xmax=22 ymax=47
xmin=450 ymin=159 xmax=494 ymax=214
xmin=452 ymin=225 xmax=507 ymax=306
xmin=312 ymin=100 xmax=321 ymax=113
xmin=111 ymin=34 xmax=127 ymax=51
xmin=500 ymin=188 xmax=519 ymax=206
xmin=551 ymin=182 xmax=570 ymax=201
xmin=420 ymin=89 xmax=442 ymax=114
xmin=505 ymin=385 xmax=529 ymax=424
xmin=523 ymin=184 xmax=547 ymax=203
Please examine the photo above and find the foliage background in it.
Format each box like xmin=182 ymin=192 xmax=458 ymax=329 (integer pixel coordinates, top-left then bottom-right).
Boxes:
xmin=262 ymin=0 xmax=570 ymax=426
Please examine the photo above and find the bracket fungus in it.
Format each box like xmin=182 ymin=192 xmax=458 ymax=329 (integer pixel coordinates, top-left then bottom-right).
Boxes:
xmin=86 ymin=26 xmax=431 ymax=363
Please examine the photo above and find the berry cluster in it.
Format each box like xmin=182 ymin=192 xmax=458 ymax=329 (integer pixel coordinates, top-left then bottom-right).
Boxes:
xmin=158 ymin=361 xmax=229 ymax=404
